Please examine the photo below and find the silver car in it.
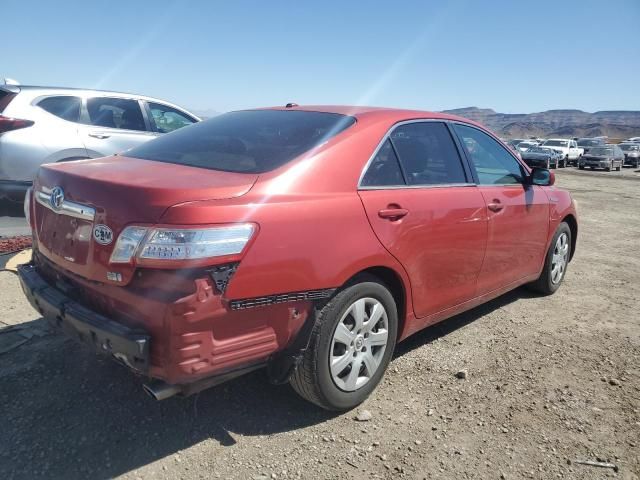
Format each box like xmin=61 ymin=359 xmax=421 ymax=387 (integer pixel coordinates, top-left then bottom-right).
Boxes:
xmin=0 ymin=80 xmax=200 ymax=201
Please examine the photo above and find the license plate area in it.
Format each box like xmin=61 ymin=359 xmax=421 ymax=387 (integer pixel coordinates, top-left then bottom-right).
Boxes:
xmin=37 ymin=206 xmax=92 ymax=265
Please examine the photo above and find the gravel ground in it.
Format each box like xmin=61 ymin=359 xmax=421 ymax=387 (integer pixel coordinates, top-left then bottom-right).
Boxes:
xmin=0 ymin=168 xmax=638 ymax=480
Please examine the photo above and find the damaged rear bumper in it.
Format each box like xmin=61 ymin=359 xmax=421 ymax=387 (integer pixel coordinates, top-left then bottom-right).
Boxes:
xmin=17 ymin=263 xmax=150 ymax=372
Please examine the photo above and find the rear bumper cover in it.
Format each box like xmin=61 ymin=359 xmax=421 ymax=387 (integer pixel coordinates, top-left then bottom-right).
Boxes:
xmin=17 ymin=263 xmax=150 ymax=372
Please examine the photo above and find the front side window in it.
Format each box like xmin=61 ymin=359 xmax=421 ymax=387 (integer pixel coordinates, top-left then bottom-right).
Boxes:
xmin=147 ymin=102 xmax=197 ymax=133
xmin=127 ymin=110 xmax=355 ymax=173
xmin=454 ymin=124 xmax=525 ymax=185
xmin=390 ymin=122 xmax=467 ymax=185
xmin=360 ymin=140 xmax=404 ymax=187
xmin=86 ymin=97 xmax=146 ymax=131
xmin=37 ymin=96 xmax=81 ymax=122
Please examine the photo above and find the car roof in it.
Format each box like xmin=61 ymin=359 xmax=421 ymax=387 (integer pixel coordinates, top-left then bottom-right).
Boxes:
xmin=11 ymin=85 xmax=197 ymax=116
xmin=261 ymin=104 xmax=482 ymax=127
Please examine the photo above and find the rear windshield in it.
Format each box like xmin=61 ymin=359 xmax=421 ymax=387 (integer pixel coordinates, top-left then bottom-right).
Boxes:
xmin=543 ymin=140 xmax=568 ymax=147
xmin=589 ymin=147 xmax=613 ymax=155
xmin=619 ymin=143 xmax=639 ymax=151
xmin=127 ymin=110 xmax=356 ymax=173
xmin=577 ymin=139 xmax=602 ymax=147
xmin=0 ymin=91 xmax=16 ymax=113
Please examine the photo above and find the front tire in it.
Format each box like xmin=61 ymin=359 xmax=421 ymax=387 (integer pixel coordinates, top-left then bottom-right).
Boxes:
xmin=528 ymin=222 xmax=571 ymax=295
xmin=290 ymin=276 xmax=398 ymax=410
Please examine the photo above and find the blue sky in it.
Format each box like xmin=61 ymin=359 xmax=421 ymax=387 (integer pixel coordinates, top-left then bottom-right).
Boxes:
xmin=4 ymin=0 xmax=639 ymax=114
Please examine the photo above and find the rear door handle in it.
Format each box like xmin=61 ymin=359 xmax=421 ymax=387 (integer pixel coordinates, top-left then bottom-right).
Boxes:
xmin=88 ymin=132 xmax=111 ymax=139
xmin=378 ymin=208 xmax=409 ymax=220
xmin=487 ymin=200 xmax=504 ymax=212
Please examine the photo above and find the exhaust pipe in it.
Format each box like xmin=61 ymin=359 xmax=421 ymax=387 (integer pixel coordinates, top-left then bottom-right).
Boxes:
xmin=143 ymin=381 xmax=181 ymax=401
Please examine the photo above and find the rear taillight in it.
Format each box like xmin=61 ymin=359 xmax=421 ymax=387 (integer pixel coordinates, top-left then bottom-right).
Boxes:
xmin=0 ymin=115 xmax=34 ymax=133
xmin=109 ymin=224 xmax=256 ymax=265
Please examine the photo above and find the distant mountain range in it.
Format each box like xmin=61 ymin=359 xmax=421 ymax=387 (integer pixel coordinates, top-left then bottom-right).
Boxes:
xmin=441 ymin=107 xmax=640 ymax=139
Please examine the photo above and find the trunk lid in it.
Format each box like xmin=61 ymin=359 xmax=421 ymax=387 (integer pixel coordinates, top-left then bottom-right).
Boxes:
xmin=34 ymin=155 xmax=257 ymax=284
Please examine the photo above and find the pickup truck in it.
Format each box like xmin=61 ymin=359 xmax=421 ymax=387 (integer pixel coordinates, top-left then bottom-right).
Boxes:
xmin=540 ymin=139 xmax=584 ymax=166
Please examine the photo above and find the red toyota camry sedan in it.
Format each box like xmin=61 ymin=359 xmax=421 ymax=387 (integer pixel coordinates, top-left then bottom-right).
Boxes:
xmin=19 ymin=106 xmax=577 ymax=410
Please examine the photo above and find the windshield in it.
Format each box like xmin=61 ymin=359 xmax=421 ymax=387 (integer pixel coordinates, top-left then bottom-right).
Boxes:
xmin=127 ymin=110 xmax=356 ymax=173
xmin=528 ymin=147 xmax=548 ymax=153
xmin=589 ymin=147 xmax=613 ymax=156
xmin=619 ymin=144 xmax=639 ymax=151
xmin=577 ymin=139 xmax=602 ymax=147
xmin=543 ymin=140 xmax=568 ymax=147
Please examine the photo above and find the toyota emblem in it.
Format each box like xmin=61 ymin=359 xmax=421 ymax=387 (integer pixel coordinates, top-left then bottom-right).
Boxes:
xmin=50 ymin=186 xmax=64 ymax=210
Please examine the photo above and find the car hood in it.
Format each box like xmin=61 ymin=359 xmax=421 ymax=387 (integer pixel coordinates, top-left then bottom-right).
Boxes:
xmin=32 ymin=156 xmax=258 ymax=283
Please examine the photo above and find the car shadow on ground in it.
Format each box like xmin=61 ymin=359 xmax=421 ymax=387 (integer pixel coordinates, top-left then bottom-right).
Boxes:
xmin=0 ymin=287 xmax=535 ymax=479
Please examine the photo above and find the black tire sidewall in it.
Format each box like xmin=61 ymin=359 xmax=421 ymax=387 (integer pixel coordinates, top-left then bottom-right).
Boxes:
xmin=314 ymin=281 xmax=398 ymax=410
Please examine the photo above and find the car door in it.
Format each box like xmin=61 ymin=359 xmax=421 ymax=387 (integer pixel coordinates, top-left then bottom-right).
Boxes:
xmin=358 ymin=121 xmax=488 ymax=318
xmin=79 ymin=96 xmax=156 ymax=158
xmin=568 ymin=140 xmax=579 ymax=160
xmin=34 ymin=95 xmax=89 ymax=161
xmin=453 ymin=123 xmax=550 ymax=295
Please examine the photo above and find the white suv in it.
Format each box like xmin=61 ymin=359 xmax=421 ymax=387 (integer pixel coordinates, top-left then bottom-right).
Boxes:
xmin=0 ymin=80 xmax=199 ymax=201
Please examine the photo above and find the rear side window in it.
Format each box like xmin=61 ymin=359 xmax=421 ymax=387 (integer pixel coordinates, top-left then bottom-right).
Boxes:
xmin=360 ymin=140 xmax=405 ymax=187
xmin=127 ymin=110 xmax=356 ymax=173
xmin=86 ymin=97 xmax=146 ymax=131
xmin=37 ymin=96 xmax=81 ymax=122
xmin=390 ymin=122 xmax=467 ymax=185
xmin=454 ymin=124 xmax=525 ymax=185
xmin=147 ymin=102 xmax=197 ymax=133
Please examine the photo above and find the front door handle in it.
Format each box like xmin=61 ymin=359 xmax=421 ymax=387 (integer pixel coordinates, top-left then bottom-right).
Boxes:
xmin=378 ymin=207 xmax=409 ymax=221
xmin=487 ymin=200 xmax=504 ymax=212
xmin=88 ymin=132 xmax=111 ymax=139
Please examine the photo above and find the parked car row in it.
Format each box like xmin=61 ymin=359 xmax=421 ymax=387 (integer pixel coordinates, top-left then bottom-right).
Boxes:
xmin=0 ymin=78 xmax=200 ymax=202
xmin=505 ymin=136 xmax=640 ymax=172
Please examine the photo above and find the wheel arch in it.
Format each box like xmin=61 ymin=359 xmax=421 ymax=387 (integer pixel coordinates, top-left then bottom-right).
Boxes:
xmin=562 ymin=214 xmax=578 ymax=261
xmin=341 ymin=265 xmax=409 ymax=342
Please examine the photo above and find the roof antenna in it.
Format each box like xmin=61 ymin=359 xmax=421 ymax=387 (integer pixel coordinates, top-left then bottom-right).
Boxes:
xmin=285 ymin=103 xmax=298 ymax=108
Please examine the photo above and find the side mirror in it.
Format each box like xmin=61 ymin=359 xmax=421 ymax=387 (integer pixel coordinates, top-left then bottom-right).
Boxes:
xmin=529 ymin=167 xmax=555 ymax=186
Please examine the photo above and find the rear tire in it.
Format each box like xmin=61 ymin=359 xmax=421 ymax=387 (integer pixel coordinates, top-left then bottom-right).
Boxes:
xmin=290 ymin=275 xmax=398 ymax=411
xmin=528 ymin=222 xmax=571 ymax=295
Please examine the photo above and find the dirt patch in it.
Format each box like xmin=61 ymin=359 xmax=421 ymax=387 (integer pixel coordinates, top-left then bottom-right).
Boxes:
xmin=0 ymin=170 xmax=638 ymax=480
